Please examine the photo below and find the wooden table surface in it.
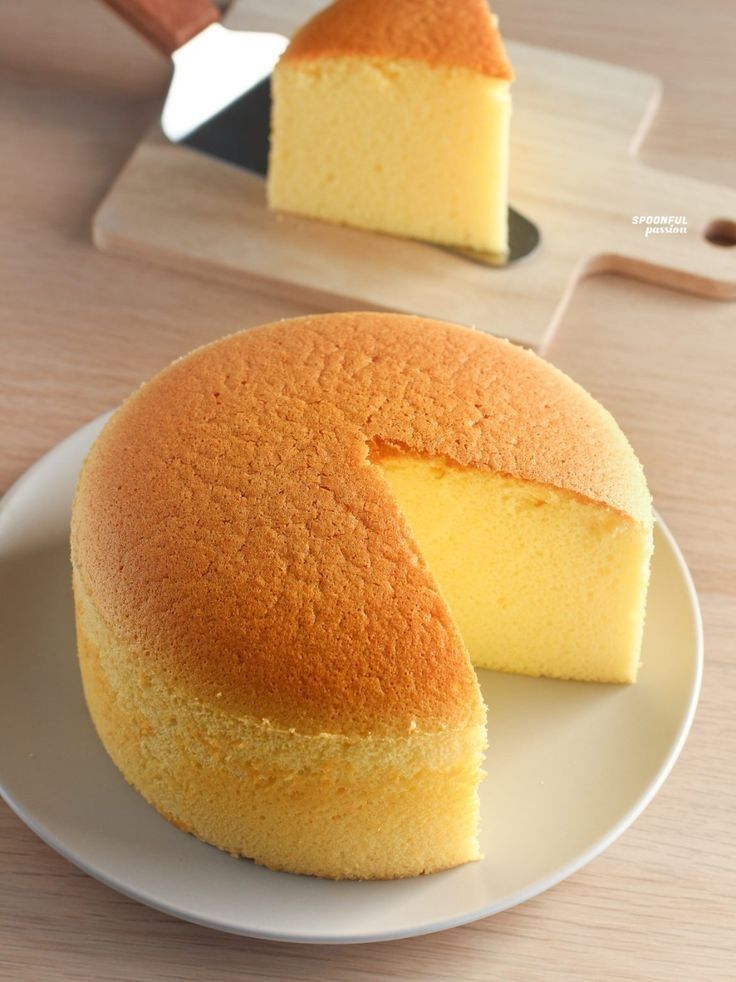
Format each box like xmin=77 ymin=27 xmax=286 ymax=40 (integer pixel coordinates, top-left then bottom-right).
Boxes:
xmin=1 ymin=1 xmax=734 ymax=979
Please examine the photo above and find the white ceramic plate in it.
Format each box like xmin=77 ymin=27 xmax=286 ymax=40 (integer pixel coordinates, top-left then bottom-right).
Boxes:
xmin=0 ymin=415 xmax=702 ymax=944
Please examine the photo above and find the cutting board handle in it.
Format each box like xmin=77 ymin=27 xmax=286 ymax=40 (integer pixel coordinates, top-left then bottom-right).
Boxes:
xmin=101 ymin=0 xmax=220 ymax=56
xmin=596 ymin=164 xmax=736 ymax=300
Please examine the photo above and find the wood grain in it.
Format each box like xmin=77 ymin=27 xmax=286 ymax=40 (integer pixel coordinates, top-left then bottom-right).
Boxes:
xmin=92 ymin=0 xmax=736 ymax=350
xmin=1 ymin=1 xmax=735 ymax=980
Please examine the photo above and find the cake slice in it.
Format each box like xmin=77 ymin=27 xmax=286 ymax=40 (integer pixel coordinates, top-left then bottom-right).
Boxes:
xmin=268 ymin=0 xmax=514 ymax=254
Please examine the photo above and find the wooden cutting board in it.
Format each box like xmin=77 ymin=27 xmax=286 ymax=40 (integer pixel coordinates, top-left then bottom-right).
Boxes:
xmin=93 ymin=0 xmax=736 ymax=350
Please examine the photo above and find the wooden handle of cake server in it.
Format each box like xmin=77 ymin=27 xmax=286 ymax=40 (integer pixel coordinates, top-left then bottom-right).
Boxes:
xmin=100 ymin=0 xmax=220 ymax=56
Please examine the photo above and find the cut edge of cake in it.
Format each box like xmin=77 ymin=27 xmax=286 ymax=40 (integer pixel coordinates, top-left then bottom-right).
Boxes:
xmin=368 ymin=442 xmax=653 ymax=685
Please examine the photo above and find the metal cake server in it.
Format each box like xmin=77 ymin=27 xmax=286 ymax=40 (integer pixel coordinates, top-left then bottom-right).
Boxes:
xmin=102 ymin=0 xmax=540 ymax=266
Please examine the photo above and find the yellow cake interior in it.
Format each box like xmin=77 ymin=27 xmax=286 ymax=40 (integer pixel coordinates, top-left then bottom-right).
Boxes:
xmin=373 ymin=450 xmax=652 ymax=684
xmin=269 ymin=57 xmax=511 ymax=253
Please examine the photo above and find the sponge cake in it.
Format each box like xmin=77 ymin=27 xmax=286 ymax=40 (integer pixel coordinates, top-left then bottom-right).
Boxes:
xmin=71 ymin=313 xmax=653 ymax=879
xmin=268 ymin=0 xmax=514 ymax=254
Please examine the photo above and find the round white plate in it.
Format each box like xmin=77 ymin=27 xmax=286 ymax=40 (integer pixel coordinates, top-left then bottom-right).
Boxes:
xmin=0 ymin=416 xmax=702 ymax=945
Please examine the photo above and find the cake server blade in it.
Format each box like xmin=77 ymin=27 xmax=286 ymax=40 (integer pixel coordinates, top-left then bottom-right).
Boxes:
xmin=101 ymin=0 xmax=287 ymax=144
xmin=101 ymin=0 xmax=540 ymax=266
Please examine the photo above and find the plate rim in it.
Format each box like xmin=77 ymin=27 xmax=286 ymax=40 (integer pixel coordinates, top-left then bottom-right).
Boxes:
xmin=0 ymin=414 xmax=704 ymax=945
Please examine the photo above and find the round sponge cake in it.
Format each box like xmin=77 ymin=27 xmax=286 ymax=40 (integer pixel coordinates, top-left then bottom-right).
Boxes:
xmin=71 ymin=312 xmax=652 ymax=879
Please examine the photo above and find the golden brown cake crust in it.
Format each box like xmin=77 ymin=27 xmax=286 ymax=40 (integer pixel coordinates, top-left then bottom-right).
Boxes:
xmin=72 ymin=313 xmax=649 ymax=736
xmin=280 ymin=0 xmax=514 ymax=81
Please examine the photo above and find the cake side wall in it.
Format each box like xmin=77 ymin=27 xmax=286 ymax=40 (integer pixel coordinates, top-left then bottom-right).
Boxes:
xmin=72 ymin=571 xmax=486 ymax=880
